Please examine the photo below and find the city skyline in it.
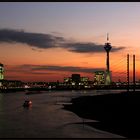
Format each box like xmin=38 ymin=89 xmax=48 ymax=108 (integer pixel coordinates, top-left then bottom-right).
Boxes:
xmin=0 ymin=2 xmax=140 ymax=82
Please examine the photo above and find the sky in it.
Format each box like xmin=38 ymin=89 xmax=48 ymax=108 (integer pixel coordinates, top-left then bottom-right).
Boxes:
xmin=0 ymin=2 xmax=140 ymax=82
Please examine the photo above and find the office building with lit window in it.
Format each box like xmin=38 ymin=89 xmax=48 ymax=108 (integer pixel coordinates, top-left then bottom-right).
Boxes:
xmin=64 ymin=74 xmax=89 ymax=86
xmin=0 ymin=63 xmax=4 ymax=80
xmin=94 ymin=71 xmax=105 ymax=85
xmin=81 ymin=77 xmax=89 ymax=82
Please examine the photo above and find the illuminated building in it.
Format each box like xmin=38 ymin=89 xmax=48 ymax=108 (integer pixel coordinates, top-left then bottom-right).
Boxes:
xmin=0 ymin=63 xmax=4 ymax=80
xmin=64 ymin=74 xmax=81 ymax=85
xmin=104 ymin=34 xmax=112 ymax=85
xmin=81 ymin=77 xmax=89 ymax=82
xmin=64 ymin=74 xmax=89 ymax=85
xmin=94 ymin=71 xmax=105 ymax=85
xmin=1 ymin=80 xmax=23 ymax=88
xmin=64 ymin=77 xmax=72 ymax=83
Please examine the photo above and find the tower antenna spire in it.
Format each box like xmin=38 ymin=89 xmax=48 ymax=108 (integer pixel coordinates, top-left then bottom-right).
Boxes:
xmin=107 ymin=33 xmax=109 ymax=43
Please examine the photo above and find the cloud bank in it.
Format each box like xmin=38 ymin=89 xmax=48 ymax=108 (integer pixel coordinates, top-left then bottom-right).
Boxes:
xmin=0 ymin=29 xmax=125 ymax=53
xmin=14 ymin=64 xmax=105 ymax=74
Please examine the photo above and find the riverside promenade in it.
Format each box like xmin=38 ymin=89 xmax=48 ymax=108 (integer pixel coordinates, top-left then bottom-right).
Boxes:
xmin=64 ymin=90 xmax=140 ymax=138
xmin=0 ymin=90 xmax=124 ymax=138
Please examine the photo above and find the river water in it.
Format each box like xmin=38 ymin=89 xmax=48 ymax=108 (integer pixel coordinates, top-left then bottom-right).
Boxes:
xmin=0 ymin=89 xmax=126 ymax=138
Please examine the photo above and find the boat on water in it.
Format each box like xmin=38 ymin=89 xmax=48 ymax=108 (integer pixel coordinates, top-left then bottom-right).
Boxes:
xmin=23 ymin=100 xmax=32 ymax=107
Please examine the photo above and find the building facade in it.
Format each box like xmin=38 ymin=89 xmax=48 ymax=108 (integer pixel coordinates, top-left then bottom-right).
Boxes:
xmin=64 ymin=74 xmax=89 ymax=86
xmin=94 ymin=71 xmax=105 ymax=85
xmin=0 ymin=63 xmax=4 ymax=80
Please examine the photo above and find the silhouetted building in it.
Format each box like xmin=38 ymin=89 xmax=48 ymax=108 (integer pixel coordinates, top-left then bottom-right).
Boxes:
xmin=72 ymin=74 xmax=81 ymax=84
xmin=94 ymin=71 xmax=105 ymax=85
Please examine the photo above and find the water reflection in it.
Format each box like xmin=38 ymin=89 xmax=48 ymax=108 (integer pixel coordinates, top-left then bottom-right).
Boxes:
xmin=0 ymin=90 xmax=125 ymax=138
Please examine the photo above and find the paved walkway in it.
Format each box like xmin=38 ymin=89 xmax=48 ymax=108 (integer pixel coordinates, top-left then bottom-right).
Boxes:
xmin=39 ymin=103 xmax=125 ymax=138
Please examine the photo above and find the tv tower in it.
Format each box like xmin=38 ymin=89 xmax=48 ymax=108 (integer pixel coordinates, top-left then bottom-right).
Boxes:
xmin=104 ymin=33 xmax=112 ymax=85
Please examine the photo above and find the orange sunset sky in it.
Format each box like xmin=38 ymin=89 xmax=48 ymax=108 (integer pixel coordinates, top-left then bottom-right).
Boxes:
xmin=0 ymin=2 xmax=140 ymax=82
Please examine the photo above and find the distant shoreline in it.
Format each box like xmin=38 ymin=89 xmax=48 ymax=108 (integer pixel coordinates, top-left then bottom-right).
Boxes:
xmin=0 ymin=86 xmax=139 ymax=93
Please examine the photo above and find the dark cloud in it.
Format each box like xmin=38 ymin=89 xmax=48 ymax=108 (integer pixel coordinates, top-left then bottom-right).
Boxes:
xmin=31 ymin=48 xmax=43 ymax=52
xmin=6 ymin=64 xmax=58 ymax=75
xmin=16 ymin=64 xmax=105 ymax=73
xmin=30 ymin=72 xmax=56 ymax=75
xmin=0 ymin=29 xmax=125 ymax=53
xmin=0 ymin=29 xmax=65 ymax=48
xmin=65 ymin=42 xmax=124 ymax=53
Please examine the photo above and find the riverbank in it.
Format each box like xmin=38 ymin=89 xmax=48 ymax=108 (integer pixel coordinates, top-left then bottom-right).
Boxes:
xmin=63 ymin=91 xmax=140 ymax=138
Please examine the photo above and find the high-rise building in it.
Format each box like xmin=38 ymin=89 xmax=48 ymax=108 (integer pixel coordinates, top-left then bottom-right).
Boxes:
xmin=94 ymin=71 xmax=105 ymax=85
xmin=104 ymin=33 xmax=112 ymax=85
xmin=0 ymin=63 xmax=4 ymax=80
xmin=71 ymin=74 xmax=81 ymax=83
